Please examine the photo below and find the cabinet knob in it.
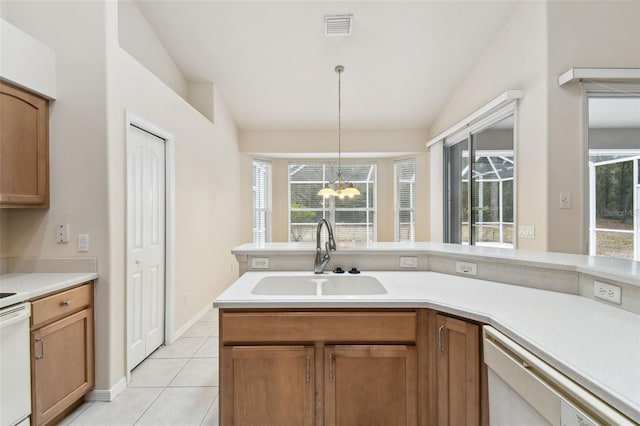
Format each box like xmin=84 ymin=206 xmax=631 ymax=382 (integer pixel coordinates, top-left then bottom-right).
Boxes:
xmin=61 ymin=300 xmax=71 ymax=306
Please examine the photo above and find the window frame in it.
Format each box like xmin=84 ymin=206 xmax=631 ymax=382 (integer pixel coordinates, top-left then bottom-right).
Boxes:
xmin=252 ymin=159 xmax=272 ymax=244
xmin=583 ymin=82 xmax=640 ymax=260
xmin=443 ymin=104 xmax=517 ymax=248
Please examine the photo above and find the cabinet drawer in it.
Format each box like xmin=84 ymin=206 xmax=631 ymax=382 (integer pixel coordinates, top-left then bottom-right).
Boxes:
xmin=31 ymin=283 xmax=92 ymax=328
xmin=222 ymin=311 xmax=417 ymax=344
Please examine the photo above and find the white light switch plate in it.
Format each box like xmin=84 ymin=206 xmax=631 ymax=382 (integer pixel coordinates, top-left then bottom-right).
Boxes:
xmin=77 ymin=234 xmax=89 ymax=252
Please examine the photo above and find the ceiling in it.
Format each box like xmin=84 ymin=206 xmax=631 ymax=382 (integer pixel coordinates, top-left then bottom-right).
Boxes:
xmin=135 ymin=1 xmax=520 ymax=130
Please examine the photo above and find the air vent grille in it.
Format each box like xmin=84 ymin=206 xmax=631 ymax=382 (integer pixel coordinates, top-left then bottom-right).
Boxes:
xmin=325 ymin=14 xmax=353 ymax=37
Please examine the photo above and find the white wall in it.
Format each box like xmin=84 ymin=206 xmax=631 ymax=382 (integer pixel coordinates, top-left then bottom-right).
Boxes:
xmin=545 ymin=0 xmax=640 ymax=254
xmin=117 ymin=0 xmax=188 ymax=99
xmin=0 ymin=18 xmax=56 ymax=99
xmin=429 ymin=1 xmax=549 ymax=250
xmin=2 ymin=0 xmax=249 ymax=393
xmin=2 ymin=0 xmax=113 ymax=387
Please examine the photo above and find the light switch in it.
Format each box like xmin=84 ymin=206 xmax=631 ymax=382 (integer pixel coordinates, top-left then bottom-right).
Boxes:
xmin=77 ymin=234 xmax=90 ymax=252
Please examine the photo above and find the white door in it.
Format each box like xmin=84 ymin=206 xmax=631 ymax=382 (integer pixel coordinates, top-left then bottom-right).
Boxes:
xmin=127 ymin=124 xmax=166 ymax=370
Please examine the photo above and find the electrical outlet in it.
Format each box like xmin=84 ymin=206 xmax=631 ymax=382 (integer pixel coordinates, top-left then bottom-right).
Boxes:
xmin=251 ymin=257 xmax=270 ymax=269
xmin=400 ymin=256 xmax=418 ymax=268
xmin=518 ymin=225 xmax=535 ymax=239
xmin=560 ymin=192 xmax=571 ymax=209
xmin=456 ymin=261 xmax=477 ymax=276
xmin=56 ymin=224 xmax=69 ymax=243
xmin=594 ymin=281 xmax=621 ymax=304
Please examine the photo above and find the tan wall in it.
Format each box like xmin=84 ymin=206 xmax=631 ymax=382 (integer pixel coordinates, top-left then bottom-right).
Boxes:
xmin=1 ymin=1 xmax=250 ymax=392
xmin=429 ymin=1 xmax=549 ymax=250
xmin=242 ymin=129 xmax=430 ymax=243
xmin=545 ymin=0 xmax=640 ymax=254
xmin=117 ymin=0 xmax=188 ymax=99
xmin=2 ymin=0 xmax=113 ymax=387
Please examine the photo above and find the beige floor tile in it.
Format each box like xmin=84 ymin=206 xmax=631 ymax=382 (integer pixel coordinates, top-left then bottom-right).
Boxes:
xmin=150 ymin=337 xmax=206 ymax=359
xmin=200 ymin=393 xmax=219 ymax=426
xmin=193 ymin=337 xmax=219 ymax=358
xmin=66 ymin=388 xmax=162 ymax=426
xmin=129 ymin=358 xmax=189 ymax=387
xmin=58 ymin=402 xmax=93 ymax=425
xmin=135 ymin=387 xmax=217 ymax=426
xmin=169 ymin=358 xmax=218 ymax=387
xmin=182 ymin=321 xmax=217 ymax=338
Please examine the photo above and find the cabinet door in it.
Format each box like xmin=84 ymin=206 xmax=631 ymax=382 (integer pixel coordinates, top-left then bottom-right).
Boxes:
xmin=435 ymin=314 xmax=480 ymax=426
xmin=32 ymin=308 xmax=94 ymax=426
xmin=325 ymin=345 xmax=417 ymax=426
xmin=0 ymin=82 xmax=49 ymax=208
xmin=221 ymin=346 xmax=314 ymax=426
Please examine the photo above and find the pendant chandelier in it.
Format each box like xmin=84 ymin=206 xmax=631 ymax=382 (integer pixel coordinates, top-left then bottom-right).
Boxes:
xmin=317 ymin=65 xmax=360 ymax=199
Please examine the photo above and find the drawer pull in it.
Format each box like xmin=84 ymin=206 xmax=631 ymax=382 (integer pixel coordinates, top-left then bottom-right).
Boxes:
xmin=61 ymin=300 xmax=72 ymax=307
xmin=305 ymin=355 xmax=311 ymax=383
xmin=35 ymin=337 xmax=45 ymax=359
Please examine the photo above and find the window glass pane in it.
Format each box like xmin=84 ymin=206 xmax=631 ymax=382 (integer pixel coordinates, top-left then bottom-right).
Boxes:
xmin=288 ymin=162 xmax=376 ymax=243
xmin=252 ymin=160 xmax=271 ymax=243
xmin=395 ymin=159 xmax=415 ymax=242
xmin=588 ymin=96 xmax=640 ymax=260
xmin=445 ymin=114 xmax=514 ymax=248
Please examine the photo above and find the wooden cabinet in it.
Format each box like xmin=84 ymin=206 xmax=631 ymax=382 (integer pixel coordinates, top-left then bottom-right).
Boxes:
xmin=434 ymin=313 xmax=481 ymax=426
xmin=30 ymin=282 xmax=94 ymax=426
xmin=0 ymin=82 xmax=49 ymax=208
xmin=325 ymin=345 xmax=417 ymax=426
xmin=221 ymin=346 xmax=314 ymax=426
xmin=220 ymin=310 xmax=419 ymax=426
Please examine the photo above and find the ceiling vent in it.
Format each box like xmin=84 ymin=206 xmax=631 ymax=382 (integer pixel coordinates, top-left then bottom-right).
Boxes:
xmin=325 ymin=15 xmax=353 ymax=37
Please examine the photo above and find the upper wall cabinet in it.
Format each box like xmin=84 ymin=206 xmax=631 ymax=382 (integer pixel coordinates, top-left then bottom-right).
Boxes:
xmin=0 ymin=81 xmax=49 ymax=208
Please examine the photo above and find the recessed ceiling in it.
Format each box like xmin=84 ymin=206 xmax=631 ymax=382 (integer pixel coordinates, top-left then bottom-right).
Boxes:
xmin=135 ymin=1 xmax=520 ymax=130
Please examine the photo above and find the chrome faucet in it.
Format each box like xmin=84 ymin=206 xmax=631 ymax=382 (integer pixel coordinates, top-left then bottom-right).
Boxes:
xmin=314 ymin=218 xmax=337 ymax=274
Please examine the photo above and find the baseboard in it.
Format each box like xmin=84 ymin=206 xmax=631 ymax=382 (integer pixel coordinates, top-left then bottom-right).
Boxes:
xmin=170 ymin=302 xmax=215 ymax=343
xmin=85 ymin=376 xmax=127 ymax=402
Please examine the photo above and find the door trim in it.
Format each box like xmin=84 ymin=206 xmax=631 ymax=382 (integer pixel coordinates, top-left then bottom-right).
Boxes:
xmin=125 ymin=111 xmax=176 ymax=375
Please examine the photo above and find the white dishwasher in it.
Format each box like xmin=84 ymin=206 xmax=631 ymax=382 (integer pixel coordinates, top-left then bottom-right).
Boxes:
xmin=483 ymin=326 xmax=636 ymax=426
xmin=0 ymin=300 xmax=32 ymax=426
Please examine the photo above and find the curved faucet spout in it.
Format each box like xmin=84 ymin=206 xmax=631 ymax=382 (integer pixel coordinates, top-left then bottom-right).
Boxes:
xmin=314 ymin=219 xmax=336 ymax=274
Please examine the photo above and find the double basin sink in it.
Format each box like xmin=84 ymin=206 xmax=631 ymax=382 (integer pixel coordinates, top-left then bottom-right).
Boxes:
xmin=251 ymin=275 xmax=387 ymax=296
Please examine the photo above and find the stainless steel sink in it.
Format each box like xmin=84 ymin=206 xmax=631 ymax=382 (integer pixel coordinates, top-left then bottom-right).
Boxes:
xmin=251 ymin=275 xmax=387 ymax=296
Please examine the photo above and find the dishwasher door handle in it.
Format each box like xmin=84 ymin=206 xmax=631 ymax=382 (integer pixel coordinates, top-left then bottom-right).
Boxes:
xmin=0 ymin=306 xmax=30 ymax=329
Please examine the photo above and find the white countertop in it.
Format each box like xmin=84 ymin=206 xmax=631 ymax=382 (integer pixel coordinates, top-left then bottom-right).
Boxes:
xmin=232 ymin=242 xmax=640 ymax=286
xmin=0 ymin=272 xmax=99 ymax=308
xmin=214 ymin=270 xmax=640 ymax=422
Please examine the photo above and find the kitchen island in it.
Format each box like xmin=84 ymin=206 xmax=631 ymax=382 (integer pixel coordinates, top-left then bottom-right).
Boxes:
xmin=216 ymin=243 xmax=640 ymax=424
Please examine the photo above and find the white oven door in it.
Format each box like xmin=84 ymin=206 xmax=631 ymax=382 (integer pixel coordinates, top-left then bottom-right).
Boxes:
xmin=0 ymin=302 xmax=31 ymax=426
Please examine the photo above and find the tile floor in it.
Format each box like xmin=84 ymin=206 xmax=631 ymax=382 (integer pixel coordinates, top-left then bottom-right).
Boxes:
xmin=61 ymin=308 xmax=219 ymax=426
